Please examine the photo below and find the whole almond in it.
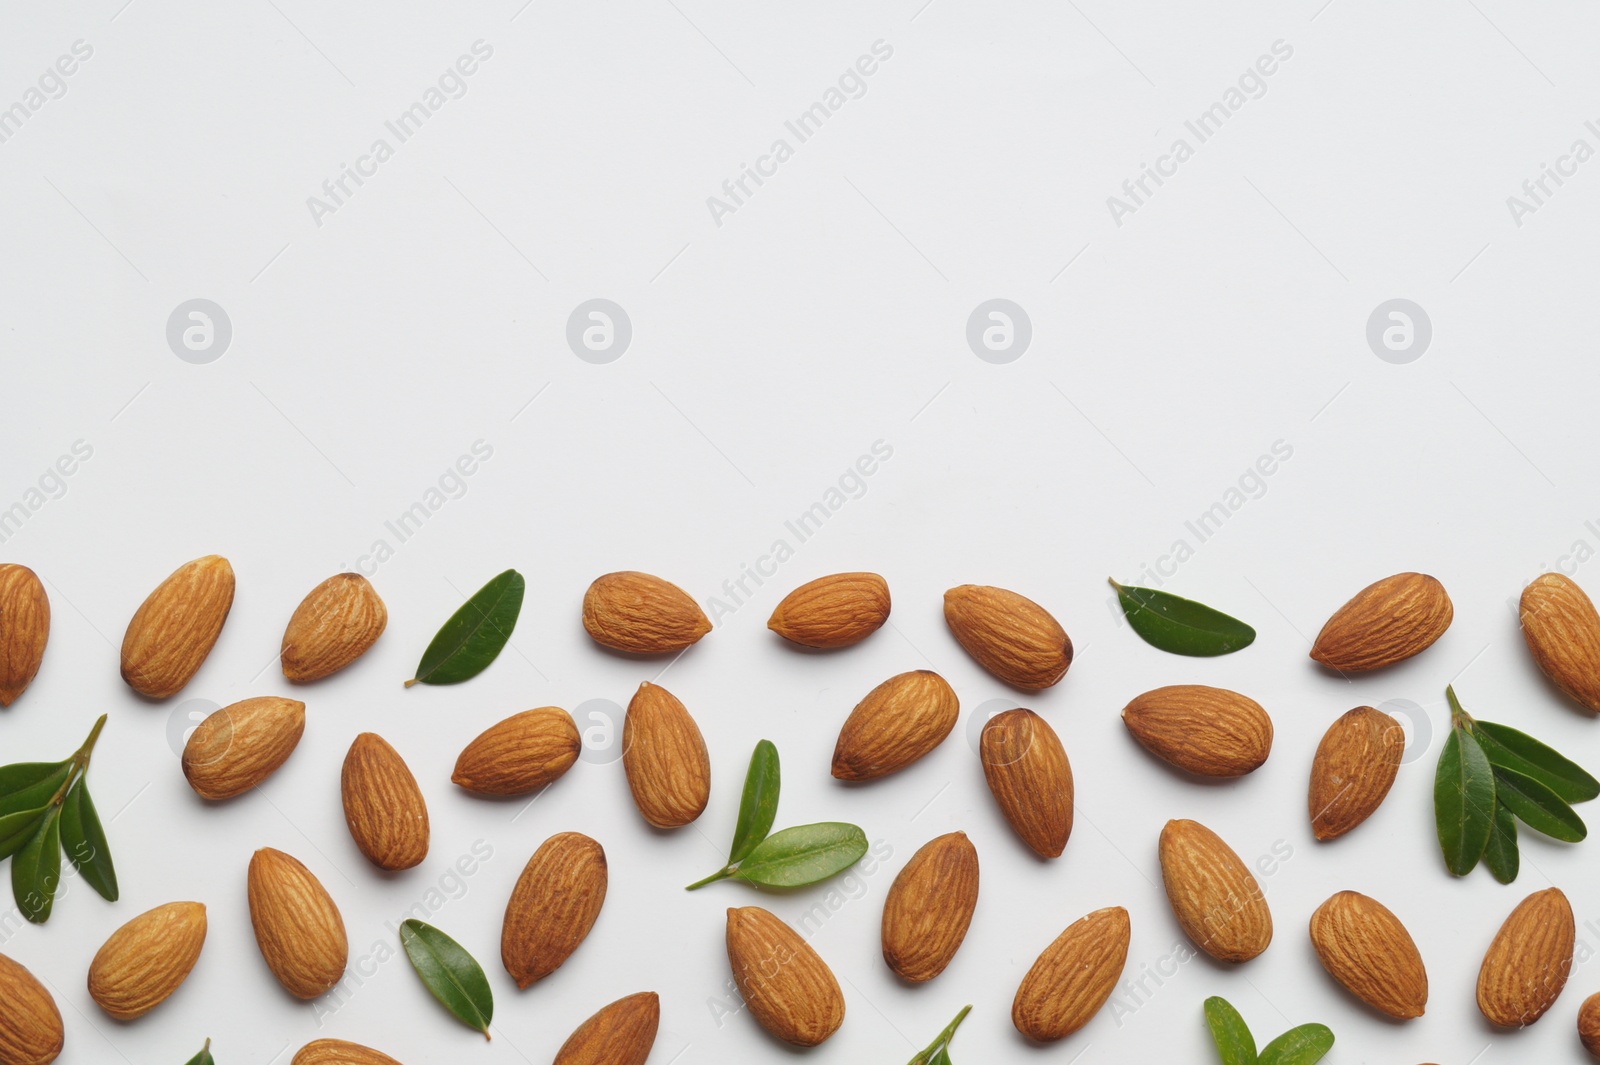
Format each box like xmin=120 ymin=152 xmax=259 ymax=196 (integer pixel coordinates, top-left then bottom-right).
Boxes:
xmin=583 ymin=571 xmax=710 ymax=654
xmin=1579 ymin=992 xmax=1600 ymax=1056
xmin=553 ymin=991 xmax=660 ymax=1065
xmin=452 ymin=706 xmax=581 ymax=796
xmin=247 ymin=848 xmax=348 ymax=1000
xmin=1477 ymin=887 xmax=1574 ymax=1028
xmin=0 ymin=951 xmax=63 ymax=1065
xmin=1308 ymin=706 xmax=1403 ymax=840
xmin=1121 ymin=685 xmax=1273 ymax=777
xmin=0 ymin=564 xmax=49 ymax=707
xmin=881 ymin=831 xmax=979 ymax=982
xmin=341 ymin=733 xmax=429 ymax=870
xmin=726 ymin=906 xmax=845 ymax=1047
xmin=944 ymin=585 xmax=1072 ymax=689
xmin=833 ymin=670 xmax=959 ymax=781
xmin=1520 ymin=573 xmax=1600 ymax=712
xmin=980 ymin=708 xmax=1073 ymax=859
xmin=281 ymin=573 xmax=387 ymax=683
xmin=1012 ymin=906 xmax=1131 ymax=1041
xmin=182 ymin=696 xmax=306 ymax=800
xmin=1159 ymin=819 xmax=1272 ymax=963
xmin=622 ymin=682 xmax=711 ymax=828
xmin=1308 ymin=891 xmax=1427 ymax=1019
xmin=292 ymin=1040 xmax=403 ymax=1065
xmin=768 ymin=572 xmax=890 ymax=648
xmin=502 ymin=832 xmax=607 ymax=988
xmin=1310 ymin=572 xmax=1452 ymax=672
xmin=120 ymin=555 xmax=234 ymax=698
xmin=87 ymin=901 xmax=207 ymax=1020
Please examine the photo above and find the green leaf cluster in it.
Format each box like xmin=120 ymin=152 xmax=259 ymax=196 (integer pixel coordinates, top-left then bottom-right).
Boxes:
xmin=1204 ymin=997 xmax=1333 ymax=1065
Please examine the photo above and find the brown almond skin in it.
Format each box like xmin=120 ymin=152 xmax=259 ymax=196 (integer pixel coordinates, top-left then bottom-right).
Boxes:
xmin=281 ymin=573 xmax=387 ymax=683
xmin=1520 ymin=573 xmax=1600 ymax=712
xmin=182 ymin=696 xmax=306 ymax=800
xmin=553 ymin=991 xmax=660 ymax=1065
xmin=1308 ymin=706 xmax=1403 ymax=840
xmin=980 ymin=709 xmax=1072 ymax=859
xmin=881 ymin=832 xmax=979 ymax=982
xmin=622 ymin=682 xmax=711 ymax=828
xmin=833 ymin=670 xmax=959 ymax=781
xmin=452 ymin=707 xmax=581 ymax=796
xmin=726 ymin=906 xmax=845 ymax=1047
xmin=292 ymin=1040 xmax=403 ymax=1065
xmin=583 ymin=571 xmax=710 ymax=654
xmin=1579 ymin=992 xmax=1600 ymax=1056
xmin=944 ymin=585 xmax=1072 ymax=689
xmin=502 ymin=832 xmax=607 ymax=988
xmin=120 ymin=554 xmax=234 ymax=698
xmin=247 ymin=848 xmax=349 ymax=1000
xmin=1477 ymin=887 xmax=1574 ymax=1028
xmin=0 ymin=951 xmax=64 ymax=1065
xmin=1159 ymin=819 xmax=1272 ymax=963
xmin=1121 ymin=685 xmax=1272 ymax=777
xmin=87 ymin=901 xmax=207 ymax=1020
xmin=341 ymin=733 xmax=429 ymax=870
xmin=1012 ymin=906 xmax=1131 ymax=1041
xmin=0 ymin=564 xmax=49 ymax=707
xmin=1310 ymin=572 xmax=1452 ymax=672
xmin=768 ymin=572 xmax=890 ymax=648
xmin=1308 ymin=891 xmax=1427 ymax=1019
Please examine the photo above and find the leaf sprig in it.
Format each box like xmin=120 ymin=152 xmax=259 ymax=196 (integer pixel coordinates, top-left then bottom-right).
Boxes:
xmin=1109 ymin=580 xmax=1256 ymax=657
xmin=907 ymin=1005 xmax=970 ymax=1065
xmin=1204 ymin=996 xmax=1333 ymax=1065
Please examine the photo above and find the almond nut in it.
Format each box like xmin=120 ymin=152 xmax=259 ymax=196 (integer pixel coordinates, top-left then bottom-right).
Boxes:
xmin=1121 ymin=685 xmax=1272 ymax=777
xmin=980 ymin=708 xmax=1073 ymax=859
xmin=1012 ymin=906 xmax=1131 ymax=1041
xmin=1308 ymin=706 xmax=1403 ymax=840
xmin=281 ymin=572 xmax=387 ymax=683
xmin=833 ymin=670 xmax=959 ymax=781
xmin=726 ymin=905 xmax=845 ymax=1047
xmin=1308 ymin=891 xmax=1427 ymax=1019
xmin=181 ymin=696 xmax=305 ymax=800
xmin=553 ymin=991 xmax=660 ymax=1065
xmin=120 ymin=555 xmax=234 ymax=698
xmin=582 ymin=571 xmax=710 ymax=654
xmin=0 ymin=950 xmax=64 ymax=1065
xmin=768 ymin=572 xmax=890 ymax=648
xmin=452 ymin=706 xmax=581 ymax=796
xmin=0 ymin=564 xmax=49 ymax=707
xmin=247 ymin=848 xmax=348 ymax=1000
xmin=1310 ymin=572 xmax=1452 ymax=672
xmin=1579 ymin=991 xmax=1600 ymax=1056
xmin=1159 ymin=819 xmax=1272 ymax=963
xmin=502 ymin=832 xmax=607 ymax=988
xmin=881 ymin=831 xmax=979 ymax=982
xmin=944 ymin=585 xmax=1072 ymax=689
xmin=622 ymin=682 xmax=711 ymax=828
xmin=1520 ymin=573 xmax=1600 ymax=712
xmin=341 ymin=733 xmax=429 ymax=870
xmin=1477 ymin=886 xmax=1574 ymax=1028
xmin=292 ymin=1040 xmax=403 ymax=1065
xmin=87 ymin=901 xmax=207 ymax=1020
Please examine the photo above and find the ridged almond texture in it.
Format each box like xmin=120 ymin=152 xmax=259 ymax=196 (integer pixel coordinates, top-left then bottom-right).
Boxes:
xmin=0 ymin=951 xmax=64 ymax=1065
xmin=1477 ymin=887 xmax=1574 ymax=1028
xmin=1308 ymin=891 xmax=1427 ymax=1019
xmin=281 ymin=573 xmax=387 ymax=683
xmin=1121 ymin=685 xmax=1273 ymax=777
xmin=1308 ymin=706 xmax=1403 ymax=840
xmin=452 ymin=706 xmax=581 ymax=796
xmin=944 ymin=585 xmax=1072 ymax=689
xmin=292 ymin=1040 xmax=403 ymax=1065
xmin=622 ymin=682 xmax=711 ymax=828
xmin=768 ymin=572 xmax=890 ymax=648
xmin=1159 ymin=819 xmax=1272 ymax=963
xmin=87 ymin=901 xmax=207 ymax=1020
xmin=502 ymin=832 xmax=608 ymax=988
xmin=341 ymin=733 xmax=429 ymax=870
xmin=1012 ymin=906 xmax=1131 ymax=1041
xmin=553 ymin=991 xmax=660 ymax=1065
xmin=1579 ymin=992 xmax=1600 ymax=1056
xmin=247 ymin=848 xmax=349 ymax=1000
xmin=833 ymin=670 xmax=959 ymax=781
xmin=1310 ymin=572 xmax=1452 ymax=672
xmin=881 ymin=831 xmax=979 ymax=982
xmin=182 ymin=696 xmax=306 ymax=800
xmin=582 ymin=571 xmax=710 ymax=654
xmin=120 ymin=554 xmax=235 ymax=698
xmin=0 ymin=563 xmax=49 ymax=707
xmin=980 ymin=709 xmax=1073 ymax=859
xmin=1520 ymin=573 xmax=1600 ymax=712
xmin=726 ymin=906 xmax=845 ymax=1047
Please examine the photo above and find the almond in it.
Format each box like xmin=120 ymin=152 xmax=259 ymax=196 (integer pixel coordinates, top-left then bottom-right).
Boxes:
xmin=1308 ymin=706 xmax=1403 ymax=840
xmin=1477 ymin=886 xmax=1574 ymax=1028
xmin=0 ymin=951 xmax=63 ymax=1065
xmin=292 ymin=1040 xmax=403 ymax=1065
xmin=1121 ymin=685 xmax=1272 ymax=777
xmin=1579 ymin=992 xmax=1600 ymax=1056
xmin=1520 ymin=573 xmax=1600 ymax=712
xmin=120 ymin=554 xmax=234 ymax=698
xmin=980 ymin=708 xmax=1073 ymax=859
xmin=181 ymin=696 xmax=306 ymax=800
xmin=553 ymin=991 xmax=660 ymax=1065
xmin=833 ymin=670 xmax=959 ymax=781
xmin=247 ymin=848 xmax=348 ymax=1000
xmin=881 ymin=831 xmax=979 ymax=982
xmin=502 ymin=832 xmax=607 ymax=988
xmin=281 ymin=573 xmax=387 ymax=683
xmin=341 ymin=733 xmax=429 ymax=870
xmin=1159 ymin=819 xmax=1272 ymax=963
xmin=1310 ymin=572 xmax=1452 ymax=672
xmin=0 ymin=564 xmax=49 ymax=707
xmin=622 ymin=682 xmax=711 ymax=827
xmin=582 ymin=571 xmax=710 ymax=654
xmin=1012 ymin=906 xmax=1131 ymax=1041
xmin=726 ymin=906 xmax=845 ymax=1047
xmin=452 ymin=706 xmax=581 ymax=796
xmin=768 ymin=572 xmax=890 ymax=648
xmin=1308 ymin=891 xmax=1427 ymax=1019
xmin=87 ymin=901 xmax=207 ymax=1020
xmin=944 ymin=585 xmax=1072 ymax=689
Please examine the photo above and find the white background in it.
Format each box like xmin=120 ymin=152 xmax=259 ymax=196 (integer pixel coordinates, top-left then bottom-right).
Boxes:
xmin=3 ymin=1 xmax=1600 ymax=1062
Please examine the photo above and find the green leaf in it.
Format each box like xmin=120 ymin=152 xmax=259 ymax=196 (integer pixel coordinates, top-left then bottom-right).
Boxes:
xmin=1109 ymin=580 xmax=1256 ymax=657
xmin=928 ymin=1050 xmax=951 ymax=1065
xmin=1258 ymin=1023 xmax=1333 ymax=1065
xmin=1473 ymin=720 xmax=1599 ymax=803
xmin=1203 ymin=997 xmax=1257 ymax=1065
xmin=0 ymin=807 xmax=48 ymax=861
xmin=0 ymin=761 xmax=71 ymax=818
xmin=406 ymin=570 xmax=525 ymax=687
xmin=907 ymin=1005 xmax=970 ymax=1065
xmin=731 ymin=822 xmax=868 ymax=888
xmin=1493 ymin=765 xmax=1586 ymax=842
xmin=1435 ymin=726 xmax=1497 ymax=875
xmin=729 ymin=740 xmax=780 ymax=865
xmin=182 ymin=1038 xmax=214 ymax=1065
xmin=12 ymin=807 xmax=61 ymax=923
xmin=1482 ymin=801 xmax=1520 ymax=884
xmin=399 ymin=919 xmax=493 ymax=1038
xmin=60 ymin=778 xmax=117 ymax=902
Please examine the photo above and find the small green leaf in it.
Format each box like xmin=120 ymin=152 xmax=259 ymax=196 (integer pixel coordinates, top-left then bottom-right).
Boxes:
xmin=183 ymin=1038 xmax=214 ymax=1065
xmin=406 ymin=570 xmax=525 ymax=686
xmin=0 ymin=807 xmax=48 ymax=861
xmin=1493 ymin=765 xmax=1586 ymax=842
xmin=1482 ymin=801 xmax=1520 ymax=884
xmin=60 ymin=778 xmax=117 ymax=901
xmin=399 ymin=919 xmax=493 ymax=1038
xmin=729 ymin=740 xmax=780 ymax=865
xmin=12 ymin=807 xmax=61 ymax=923
xmin=731 ymin=823 xmax=868 ymax=888
xmin=907 ymin=1005 xmax=970 ymax=1065
xmin=1258 ymin=1023 xmax=1333 ymax=1065
xmin=1435 ymin=726 xmax=1497 ymax=875
xmin=1203 ymin=996 xmax=1258 ymax=1065
xmin=928 ymin=1050 xmax=952 ymax=1065
xmin=0 ymin=761 xmax=71 ymax=819
xmin=1473 ymin=720 xmax=1599 ymax=803
xmin=1110 ymin=580 xmax=1256 ymax=657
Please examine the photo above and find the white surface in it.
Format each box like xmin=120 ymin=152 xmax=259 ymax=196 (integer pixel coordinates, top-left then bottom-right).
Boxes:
xmin=3 ymin=1 xmax=1600 ymax=1062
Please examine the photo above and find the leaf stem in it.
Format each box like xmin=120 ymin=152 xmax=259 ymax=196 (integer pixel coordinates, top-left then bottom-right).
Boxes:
xmin=1446 ymin=684 xmax=1474 ymax=730
xmin=906 ymin=1005 xmax=972 ymax=1065
xmin=685 ymin=866 xmax=735 ymax=890
xmin=50 ymin=714 xmax=108 ymax=806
